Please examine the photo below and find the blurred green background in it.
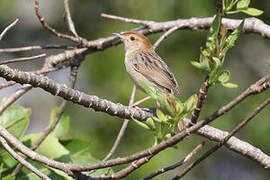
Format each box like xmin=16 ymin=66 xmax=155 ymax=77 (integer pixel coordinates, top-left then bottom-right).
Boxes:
xmin=0 ymin=0 xmax=270 ymax=179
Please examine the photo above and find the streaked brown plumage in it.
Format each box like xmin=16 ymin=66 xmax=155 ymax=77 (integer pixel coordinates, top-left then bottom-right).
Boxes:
xmin=114 ymin=31 xmax=179 ymax=95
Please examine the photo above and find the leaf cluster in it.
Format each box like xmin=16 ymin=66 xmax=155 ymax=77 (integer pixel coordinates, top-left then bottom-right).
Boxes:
xmin=133 ymin=82 xmax=198 ymax=145
xmin=0 ymin=102 xmax=110 ymax=179
xmin=223 ymin=0 xmax=263 ymax=16
xmin=191 ymin=14 xmax=244 ymax=88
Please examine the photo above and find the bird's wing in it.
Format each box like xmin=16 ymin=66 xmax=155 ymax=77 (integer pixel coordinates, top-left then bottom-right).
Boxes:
xmin=133 ymin=51 xmax=179 ymax=94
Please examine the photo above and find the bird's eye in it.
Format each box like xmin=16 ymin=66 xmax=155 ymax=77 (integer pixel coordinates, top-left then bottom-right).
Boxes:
xmin=130 ymin=36 xmax=135 ymax=41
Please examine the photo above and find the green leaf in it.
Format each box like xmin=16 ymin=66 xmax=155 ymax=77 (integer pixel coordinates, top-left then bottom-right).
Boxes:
xmin=49 ymin=107 xmax=70 ymax=138
xmin=212 ymin=57 xmax=221 ymax=68
xmin=145 ymin=118 xmax=156 ymax=130
xmin=1 ymin=152 xmax=17 ymax=168
xmin=209 ymin=57 xmax=221 ymax=84
xmin=61 ymin=139 xmax=89 ymax=156
xmin=0 ymin=102 xmax=31 ymax=139
xmin=60 ymin=139 xmax=112 ymax=177
xmin=240 ymin=8 xmax=263 ymax=16
xmin=139 ymin=81 xmax=158 ymax=99
xmin=175 ymin=98 xmax=184 ymax=115
xmin=236 ymin=0 xmax=250 ymax=9
xmin=224 ymin=20 xmax=244 ymax=50
xmin=224 ymin=0 xmax=235 ymax=11
xmin=152 ymin=117 xmax=162 ymax=123
xmin=200 ymin=57 xmax=211 ymax=73
xmin=190 ymin=61 xmax=201 ymax=69
xmin=183 ymin=94 xmax=198 ymax=113
xmin=2 ymin=175 xmax=15 ymax=180
xmin=132 ymin=118 xmax=151 ymax=130
xmin=22 ymin=133 xmax=69 ymax=159
xmin=222 ymin=82 xmax=238 ymax=88
xmin=156 ymin=109 xmax=167 ymax=122
xmin=156 ymin=94 xmax=175 ymax=117
xmin=218 ymin=70 xmax=230 ymax=83
xmin=206 ymin=14 xmax=221 ymax=52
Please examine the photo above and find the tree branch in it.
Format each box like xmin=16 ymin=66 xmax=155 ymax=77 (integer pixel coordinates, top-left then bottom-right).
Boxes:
xmin=142 ymin=142 xmax=205 ymax=180
xmin=196 ymin=124 xmax=270 ymax=169
xmin=174 ymin=97 xmax=270 ymax=179
xmin=0 ymin=53 xmax=46 ymax=65
xmin=0 ymin=71 xmax=268 ymax=176
xmin=0 ymin=18 xmax=19 ymax=40
xmin=191 ymin=77 xmax=210 ymax=124
xmin=0 ymin=65 xmax=153 ymax=121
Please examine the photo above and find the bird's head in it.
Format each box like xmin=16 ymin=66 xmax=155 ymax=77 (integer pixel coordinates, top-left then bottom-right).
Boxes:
xmin=113 ymin=32 xmax=153 ymax=53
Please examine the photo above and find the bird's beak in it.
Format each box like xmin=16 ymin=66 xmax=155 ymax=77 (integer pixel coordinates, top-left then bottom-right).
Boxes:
xmin=112 ymin=32 xmax=124 ymax=39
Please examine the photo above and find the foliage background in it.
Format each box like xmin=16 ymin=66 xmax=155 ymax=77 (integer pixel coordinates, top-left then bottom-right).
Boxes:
xmin=0 ymin=0 xmax=270 ymax=179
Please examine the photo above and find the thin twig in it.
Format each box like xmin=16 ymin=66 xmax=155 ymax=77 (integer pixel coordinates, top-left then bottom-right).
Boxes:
xmin=0 ymin=45 xmax=74 ymax=53
xmin=0 ymin=53 xmax=46 ymax=65
xmin=103 ymin=85 xmax=137 ymax=161
xmin=142 ymin=142 xmax=205 ymax=180
xmin=153 ymin=26 xmax=179 ymax=49
xmin=101 ymin=13 xmax=152 ymax=27
xmin=173 ymin=97 xmax=270 ymax=179
xmin=191 ymin=77 xmax=210 ymax=124
xmin=0 ymin=136 xmax=51 ymax=180
xmin=113 ymin=155 xmax=153 ymax=179
xmin=64 ymin=0 xmax=78 ymax=37
xmin=34 ymin=0 xmax=87 ymax=45
xmin=0 ymin=18 xmax=19 ymax=40
xmin=0 ymin=84 xmax=32 ymax=115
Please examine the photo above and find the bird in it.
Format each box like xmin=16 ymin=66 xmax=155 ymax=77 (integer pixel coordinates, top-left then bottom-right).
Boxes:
xmin=113 ymin=31 xmax=179 ymax=106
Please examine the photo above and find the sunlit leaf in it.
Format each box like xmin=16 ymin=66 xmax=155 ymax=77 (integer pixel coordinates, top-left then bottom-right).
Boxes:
xmin=2 ymin=175 xmax=15 ymax=180
xmin=236 ymin=0 xmax=250 ymax=9
xmin=218 ymin=70 xmax=230 ymax=83
xmin=184 ymin=94 xmax=198 ymax=113
xmin=175 ymin=98 xmax=184 ymax=115
xmin=222 ymin=82 xmax=238 ymax=88
xmin=139 ymin=81 xmax=158 ymax=99
xmin=224 ymin=20 xmax=244 ymax=50
xmin=0 ymin=101 xmax=31 ymax=139
xmin=240 ymin=8 xmax=263 ymax=16
xmin=145 ymin=118 xmax=156 ymax=130
xmin=22 ymin=133 xmax=69 ymax=159
xmin=156 ymin=109 xmax=167 ymax=122
xmin=200 ymin=57 xmax=211 ymax=73
xmin=206 ymin=14 xmax=221 ymax=52
xmin=209 ymin=57 xmax=221 ymax=84
xmin=190 ymin=61 xmax=201 ymax=69
xmin=224 ymin=0 xmax=235 ymax=11
xmin=60 ymin=139 xmax=111 ymax=176
xmin=1 ymin=152 xmax=17 ymax=168
xmin=132 ymin=118 xmax=151 ymax=130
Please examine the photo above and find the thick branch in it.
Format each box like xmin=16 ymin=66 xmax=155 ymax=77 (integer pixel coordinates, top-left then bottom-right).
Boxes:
xmin=196 ymin=124 xmax=270 ymax=169
xmin=0 ymin=65 xmax=153 ymax=121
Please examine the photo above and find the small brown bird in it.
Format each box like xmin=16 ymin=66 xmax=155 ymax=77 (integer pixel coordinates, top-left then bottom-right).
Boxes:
xmin=113 ymin=32 xmax=179 ymax=105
